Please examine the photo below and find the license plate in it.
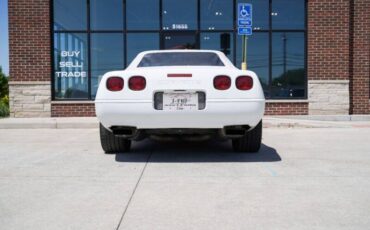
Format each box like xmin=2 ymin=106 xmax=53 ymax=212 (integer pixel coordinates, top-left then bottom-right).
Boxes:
xmin=163 ymin=92 xmax=198 ymax=111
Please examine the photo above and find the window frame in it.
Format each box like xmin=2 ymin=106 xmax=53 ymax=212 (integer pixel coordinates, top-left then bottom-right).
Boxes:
xmin=51 ymin=0 xmax=307 ymax=101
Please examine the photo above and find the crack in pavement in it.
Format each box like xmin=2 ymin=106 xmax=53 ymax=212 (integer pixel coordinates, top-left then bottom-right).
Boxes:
xmin=115 ymin=150 xmax=153 ymax=230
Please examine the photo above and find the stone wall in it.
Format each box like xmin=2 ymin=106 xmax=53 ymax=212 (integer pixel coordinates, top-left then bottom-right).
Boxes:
xmin=308 ymin=80 xmax=350 ymax=115
xmin=9 ymin=82 xmax=51 ymax=117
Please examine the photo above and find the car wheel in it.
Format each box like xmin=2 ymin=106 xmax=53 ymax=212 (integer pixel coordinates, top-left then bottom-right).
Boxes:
xmin=232 ymin=120 xmax=262 ymax=153
xmin=99 ymin=123 xmax=131 ymax=153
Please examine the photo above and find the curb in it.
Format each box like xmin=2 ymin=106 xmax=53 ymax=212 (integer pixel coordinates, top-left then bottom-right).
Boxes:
xmin=273 ymin=115 xmax=370 ymax=122
xmin=263 ymin=118 xmax=353 ymax=129
xmin=1 ymin=117 xmax=369 ymax=129
xmin=0 ymin=118 xmax=99 ymax=129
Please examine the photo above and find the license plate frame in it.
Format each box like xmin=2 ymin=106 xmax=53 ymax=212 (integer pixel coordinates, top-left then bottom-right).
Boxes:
xmin=162 ymin=92 xmax=199 ymax=111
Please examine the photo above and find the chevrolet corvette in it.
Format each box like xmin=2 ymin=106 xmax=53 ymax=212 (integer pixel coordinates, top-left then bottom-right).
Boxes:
xmin=95 ymin=50 xmax=265 ymax=153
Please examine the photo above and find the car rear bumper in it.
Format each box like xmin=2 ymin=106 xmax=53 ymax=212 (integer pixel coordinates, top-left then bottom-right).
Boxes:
xmin=95 ymin=99 xmax=265 ymax=129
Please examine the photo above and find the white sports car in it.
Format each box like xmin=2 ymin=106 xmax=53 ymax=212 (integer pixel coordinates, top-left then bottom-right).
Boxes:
xmin=95 ymin=50 xmax=265 ymax=153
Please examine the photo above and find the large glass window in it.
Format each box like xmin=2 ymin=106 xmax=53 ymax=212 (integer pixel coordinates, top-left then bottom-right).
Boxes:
xmin=127 ymin=0 xmax=159 ymax=30
xmin=272 ymin=0 xmax=305 ymax=29
xmin=162 ymin=0 xmax=197 ymax=30
xmin=237 ymin=33 xmax=269 ymax=95
xmin=53 ymin=0 xmax=87 ymax=30
xmin=52 ymin=0 xmax=307 ymax=100
xmin=236 ymin=1 xmax=306 ymax=99
xmin=54 ymin=33 xmax=88 ymax=99
xmin=272 ymin=32 xmax=305 ymax=98
xmin=91 ymin=33 xmax=124 ymax=98
xmin=127 ymin=33 xmax=159 ymax=64
xmin=201 ymin=32 xmax=234 ymax=61
xmin=90 ymin=0 xmax=123 ymax=30
xmin=201 ymin=0 xmax=233 ymax=30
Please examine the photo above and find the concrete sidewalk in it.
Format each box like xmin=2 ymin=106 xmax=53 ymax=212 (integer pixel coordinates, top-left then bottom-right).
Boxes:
xmin=1 ymin=116 xmax=370 ymax=129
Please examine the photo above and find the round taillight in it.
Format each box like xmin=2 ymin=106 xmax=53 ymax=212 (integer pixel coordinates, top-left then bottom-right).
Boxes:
xmin=129 ymin=76 xmax=146 ymax=91
xmin=213 ymin=75 xmax=231 ymax=90
xmin=236 ymin=76 xmax=253 ymax=90
xmin=106 ymin=77 xmax=124 ymax=91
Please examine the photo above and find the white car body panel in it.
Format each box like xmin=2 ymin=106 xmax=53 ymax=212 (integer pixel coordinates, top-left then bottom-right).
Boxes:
xmin=95 ymin=50 xmax=265 ymax=129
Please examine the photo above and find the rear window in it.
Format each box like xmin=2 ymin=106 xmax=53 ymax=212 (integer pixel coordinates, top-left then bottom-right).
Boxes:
xmin=138 ymin=52 xmax=224 ymax=67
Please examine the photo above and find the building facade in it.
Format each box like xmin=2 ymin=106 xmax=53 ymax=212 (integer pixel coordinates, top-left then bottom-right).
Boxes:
xmin=8 ymin=0 xmax=370 ymax=117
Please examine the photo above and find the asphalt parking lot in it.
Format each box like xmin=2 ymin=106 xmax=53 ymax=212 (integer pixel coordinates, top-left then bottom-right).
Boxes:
xmin=1 ymin=127 xmax=370 ymax=230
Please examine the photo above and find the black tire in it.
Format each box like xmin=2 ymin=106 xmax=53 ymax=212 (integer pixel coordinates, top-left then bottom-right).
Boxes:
xmin=232 ymin=120 xmax=262 ymax=153
xmin=99 ymin=123 xmax=131 ymax=153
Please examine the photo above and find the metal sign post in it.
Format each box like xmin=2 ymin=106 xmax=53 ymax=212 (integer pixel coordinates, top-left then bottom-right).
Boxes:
xmin=237 ymin=3 xmax=252 ymax=70
xmin=242 ymin=35 xmax=247 ymax=70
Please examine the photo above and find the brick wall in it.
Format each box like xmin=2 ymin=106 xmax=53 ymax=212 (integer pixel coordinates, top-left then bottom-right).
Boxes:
xmin=307 ymin=0 xmax=354 ymax=115
xmin=8 ymin=0 xmax=52 ymax=117
xmin=350 ymin=0 xmax=370 ymax=114
xmin=8 ymin=0 xmax=51 ymax=82
xmin=51 ymin=103 xmax=96 ymax=117
xmin=265 ymin=102 xmax=308 ymax=116
xmin=308 ymin=0 xmax=350 ymax=81
xmin=51 ymin=102 xmax=307 ymax=117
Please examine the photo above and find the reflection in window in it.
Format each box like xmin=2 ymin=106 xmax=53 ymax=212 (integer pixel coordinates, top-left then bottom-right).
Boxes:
xmin=53 ymin=0 xmax=87 ymax=30
xmin=127 ymin=0 xmax=159 ymax=30
xmin=237 ymin=33 xmax=269 ymax=95
xmin=90 ymin=0 xmax=123 ymax=30
xmin=163 ymin=33 xmax=197 ymax=49
xmin=272 ymin=0 xmax=305 ymax=29
xmin=162 ymin=0 xmax=197 ymax=30
xmin=201 ymin=33 xmax=234 ymax=61
xmin=127 ymin=33 xmax=159 ymax=64
xmin=237 ymin=0 xmax=269 ymax=30
xmin=54 ymin=33 xmax=88 ymax=99
xmin=201 ymin=0 xmax=232 ymax=30
xmin=272 ymin=32 xmax=305 ymax=98
xmin=91 ymin=34 xmax=124 ymax=98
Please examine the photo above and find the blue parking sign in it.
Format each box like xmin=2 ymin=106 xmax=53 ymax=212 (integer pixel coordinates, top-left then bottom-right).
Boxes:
xmin=238 ymin=3 xmax=252 ymax=27
xmin=238 ymin=27 xmax=252 ymax=36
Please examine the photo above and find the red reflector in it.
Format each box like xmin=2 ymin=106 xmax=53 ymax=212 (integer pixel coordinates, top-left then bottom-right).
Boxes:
xmin=167 ymin=74 xmax=192 ymax=78
xmin=106 ymin=77 xmax=123 ymax=91
xmin=129 ymin=76 xmax=146 ymax=91
xmin=236 ymin=76 xmax=253 ymax=90
xmin=214 ymin=75 xmax=231 ymax=90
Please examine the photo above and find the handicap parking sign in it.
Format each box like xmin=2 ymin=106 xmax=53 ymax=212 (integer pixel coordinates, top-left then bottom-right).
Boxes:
xmin=238 ymin=3 xmax=252 ymax=28
xmin=239 ymin=3 xmax=252 ymax=19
